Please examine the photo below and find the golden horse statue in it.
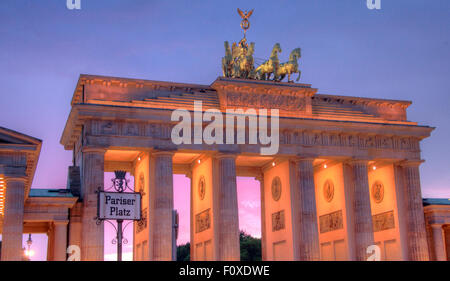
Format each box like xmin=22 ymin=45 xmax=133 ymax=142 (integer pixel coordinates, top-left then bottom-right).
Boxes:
xmin=276 ymin=48 xmax=301 ymax=82
xmin=255 ymin=43 xmax=282 ymax=80
xmin=222 ymin=41 xmax=233 ymax=77
xmin=233 ymin=41 xmax=256 ymax=79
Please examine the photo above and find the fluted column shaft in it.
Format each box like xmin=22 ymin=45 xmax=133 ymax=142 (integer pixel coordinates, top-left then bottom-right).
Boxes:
xmin=401 ymin=162 xmax=429 ymax=260
xmin=431 ymin=224 xmax=446 ymax=261
xmin=256 ymin=176 xmax=267 ymax=261
xmin=216 ymin=154 xmax=239 ymax=261
xmin=80 ymin=147 xmax=105 ymax=261
xmin=292 ymin=158 xmax=320 ymax=260
xmin=149 ymin=151 xmax=174 ymax=260
xmin=53 ymin=221 xmax=69 ymax=261
xmin=348 ymin=161 xmax=374 ymax=260
xmin=1 ymin=177 xmax=26 ymax=261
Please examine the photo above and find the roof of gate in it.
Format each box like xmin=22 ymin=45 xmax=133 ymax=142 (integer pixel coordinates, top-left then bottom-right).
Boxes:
xmin=69 ymin=74 xmax=417 ymax=125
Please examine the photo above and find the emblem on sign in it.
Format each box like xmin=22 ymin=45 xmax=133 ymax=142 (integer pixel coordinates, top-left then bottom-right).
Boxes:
xmin=271 ymin=176 xmax=282 ymax=201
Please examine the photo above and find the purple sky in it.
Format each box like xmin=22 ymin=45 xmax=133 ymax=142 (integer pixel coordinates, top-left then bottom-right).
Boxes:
xmin=1 ymin=0 xmax=449 ymax=260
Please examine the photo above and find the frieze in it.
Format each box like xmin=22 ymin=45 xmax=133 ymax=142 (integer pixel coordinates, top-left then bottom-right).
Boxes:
xmin=89 ymin=120 xmax=171 ymax=139
xmin=87 ymin=120 xmax=420 ymax=152
xmin=272 ymin=210 xmax=285 ymax=232
xmin=319 ymin=210 xmax=343 ymax=233
xmin=372 ymin=210 xmax=395 ymax=232
xmin=225 ymin=91 xmax=306 ymax=111
xmin=195 ymin=208 xmax=211 ymax=233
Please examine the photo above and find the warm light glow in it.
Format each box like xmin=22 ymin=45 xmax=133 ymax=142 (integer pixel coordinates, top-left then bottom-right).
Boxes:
xmin=25 ymin=249 xmax=35 ymax=257
xmin=324 ymin=164 xmax=327 ymax=169
xmin=138 ymin=157 xmax=141 ymax=161
xmin=0 ymin=176 xmax=5 ymax=215
xmin=373 ymin=166 xmax=377 ymax=170
xmin=197 ymin=159 xmax=201 ymax=164
xmin=272 ymin=162 xmax=275 ymax=167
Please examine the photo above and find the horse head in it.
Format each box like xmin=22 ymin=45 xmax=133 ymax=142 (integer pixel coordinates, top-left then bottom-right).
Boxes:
xmin=289 ymin=48 xmax=301 ymax=61
xmin=271 ymin=43 xmax=282 ymax=57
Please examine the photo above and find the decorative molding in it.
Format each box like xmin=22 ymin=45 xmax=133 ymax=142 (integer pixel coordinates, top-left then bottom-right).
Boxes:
xmin=272 ymin=210 xmax=285 ymax=232
xmin=323 ymin=179 xmax=334 ymax=203
xmin=136 ymin=207 xmax=147 ymax=233
xmin=195 ymin=208 xmax=211 ymax=233
xmin=271 ymin=176 xmax=282 ymax=202
xmin=371 ymin=181 xmax=384 ymax=204
xmin=86 ymin=119 xmax=422 ymax=153
xmin=198 ymin=175 xmax=206 ymax=200
xmin=372 ymin=210 xmax=395 ymax=232
xmin=319 ymin=210 xmax=343 ymax=233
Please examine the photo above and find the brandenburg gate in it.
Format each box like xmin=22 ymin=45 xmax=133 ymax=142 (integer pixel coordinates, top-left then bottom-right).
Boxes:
xmin=55 ymin=73 xmax=433 ymax=261
xmin=1 ymin=10 xmax=448 ymax=260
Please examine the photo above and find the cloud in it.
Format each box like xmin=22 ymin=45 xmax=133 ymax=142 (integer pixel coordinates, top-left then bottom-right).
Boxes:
xmin=240 ymin=200 xmax=260 ymax=209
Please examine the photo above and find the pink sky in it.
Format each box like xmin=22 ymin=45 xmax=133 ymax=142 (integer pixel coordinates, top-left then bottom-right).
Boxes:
xmin=14 ymin=174 xmax=261 ymax=261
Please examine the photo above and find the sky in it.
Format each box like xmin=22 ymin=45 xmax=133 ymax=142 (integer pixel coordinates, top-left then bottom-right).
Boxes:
xmin=0 ymin=0 xmax=449 ymax=260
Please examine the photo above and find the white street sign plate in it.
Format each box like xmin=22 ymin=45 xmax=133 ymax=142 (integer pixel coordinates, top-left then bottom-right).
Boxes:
xmin=98 ymin=191 xmax=141 ymax=220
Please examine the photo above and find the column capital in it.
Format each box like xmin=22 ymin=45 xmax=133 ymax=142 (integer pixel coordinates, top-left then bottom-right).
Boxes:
xmin=399 ymin=159 xmax=424 ymax=168
xmin=254 ymin=173 xmax=264 ymax=182
xmin=292 ymin=154 xmax=317 ymax=162
xmin=214 ymin=152 xmax=237 ymax=160
xmin=3 ymin=176 xmax=27 ymax=184
xmin=151 ymin=150 xmax=175 ymax=157
xmin=346 ymin=158 xmax=371 ymax=166
xmin=430 ymin=223 xmax=443 ymax=230
xmin=81 ymin=146 xmax=107 ymax=154
xmin=53 ymin=220 xmax=69 ymax=226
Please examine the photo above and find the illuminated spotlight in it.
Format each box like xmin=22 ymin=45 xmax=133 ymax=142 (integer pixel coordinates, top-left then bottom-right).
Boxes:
xmin=25 ymin=249 xmax=35 ymax=257
xmin=197 ymin=159 xmax=201 ymax=164
xmin=373 ymin=166 xmax=377 ymax=170
xmin=272 ymin=162 xmax=276 ymax=167
xmin=324 ymin=164 xmax=327 ymax=169
xmin=138 ymin=157 xmax=141 ymax=161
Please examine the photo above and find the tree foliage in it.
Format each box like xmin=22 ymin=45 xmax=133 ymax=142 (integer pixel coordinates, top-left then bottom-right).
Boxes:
xmin=176 ymin=231 xmax=261 ymax=261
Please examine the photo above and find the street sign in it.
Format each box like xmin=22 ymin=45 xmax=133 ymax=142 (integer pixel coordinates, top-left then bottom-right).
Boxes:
xmin=98 ymin=191 xmax=141 ymax=221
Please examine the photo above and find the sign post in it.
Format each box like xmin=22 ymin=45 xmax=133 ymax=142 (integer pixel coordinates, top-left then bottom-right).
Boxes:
xmin=97 ymin=170 xmax=142 ymax=261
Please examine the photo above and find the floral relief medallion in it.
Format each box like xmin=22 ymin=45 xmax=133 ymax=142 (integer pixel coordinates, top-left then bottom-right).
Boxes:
xmin=323 ymin=179 xmax=334 ymax=202
xmin=372 ymin=181 xmax=384 ymax=204
xmin=198 ymin=175 xmax=206 ymax=200
xmin=271 ymin=176 xmax=282 ymax=201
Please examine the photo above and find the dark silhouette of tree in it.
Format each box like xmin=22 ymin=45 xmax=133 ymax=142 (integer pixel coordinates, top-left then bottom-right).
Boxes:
xmin=176 ymin=231 xmax=262 ymax=261
xmin=177 ymin=242 xmax=190 ymax=261
xmin=240 ymin=230 xmax=261 ymax=261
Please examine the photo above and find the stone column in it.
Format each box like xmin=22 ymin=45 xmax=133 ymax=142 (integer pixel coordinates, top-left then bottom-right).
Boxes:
xmin=215 ymin=154 xmax=239 ymax=261
xmin=47 ymin=225 xmax=54 ymax=261
xmin=187 ymin=171 xmax=194 ymax=261
xmin=346 ymin=160 xmax=374 ymax=261
xmin=256 ymin=175 xmax=267 ymax=261
xmin=430 ymin=224 xmax=446 ymax=261
xmin=292 ymin=158 xmax=320 ymax=261
xmin=80 ymin=147 xmax=105 ymax=261
xmin=52 ymin=221 xmax=69 ymax=261
xmin=400 ymin=161 xmax=429 ymax=261
xmin=1 ymin=176 xmax=26 ymax=261
xmin=68 ymin=202 xmax=82 ymax=252
xmin=149 ymin=151 xmax=174 ymax=261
